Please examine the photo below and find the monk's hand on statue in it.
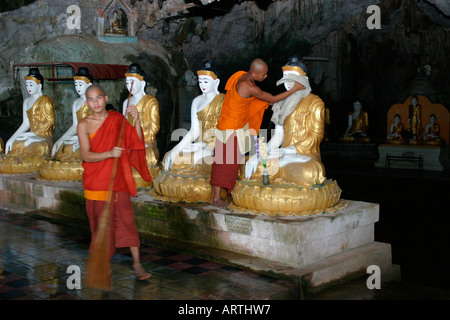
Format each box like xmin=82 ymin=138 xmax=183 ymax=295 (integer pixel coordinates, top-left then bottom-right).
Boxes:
xmin=110 ymin=146 xmax=124 ymax=158
xmin=292 ymin=82 xmax=305 ymax=91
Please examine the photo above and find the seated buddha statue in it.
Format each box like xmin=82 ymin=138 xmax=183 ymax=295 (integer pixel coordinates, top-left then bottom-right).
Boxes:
xmin=386 ymin=114 xmax=406 ymax=144
xmin=0 ymin=68 xmax=55 ymax=174
xmin=340 ymin=100 xmax=370 ymax=142
xmin=422 ymin=114 xmax=444 ymax=145
xmin=38 ymin=67 xmax=93 ymax=181
xmin=106 ymin=11 xmax=126 ymax=35
xmin=233 ymin=56 xmax=342 ymax=215
xmin=407 ymin=95 xmax=423 ymax=144
xmin=122 ymin=63 xmax=160 ymax=187
xmin=153 ymin=60 xmax=225 ymax=203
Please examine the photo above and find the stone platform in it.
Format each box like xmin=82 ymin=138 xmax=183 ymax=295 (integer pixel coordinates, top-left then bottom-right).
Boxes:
xmin=375 ymin=144 xmax=449 ymax=171
xmin=0 ymin=173 xmax=398 ymax=294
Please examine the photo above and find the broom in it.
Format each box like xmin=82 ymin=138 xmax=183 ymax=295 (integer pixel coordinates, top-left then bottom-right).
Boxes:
xmin=85 ymin=81 xmax=134 ymax=290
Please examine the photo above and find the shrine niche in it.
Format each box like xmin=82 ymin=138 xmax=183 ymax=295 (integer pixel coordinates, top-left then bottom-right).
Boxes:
xmin=385 ymin=95 xmax=448 ymax=146
xmin=97 ymin=0 xmax=138 ymax=43
xmin=376 ymin=95 xmax=449 ymax=171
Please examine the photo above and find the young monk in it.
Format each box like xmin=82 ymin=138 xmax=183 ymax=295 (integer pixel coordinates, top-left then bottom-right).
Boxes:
xmin=77 ymin=84 xmax=152 ymax=280
xmin=210 ymin=58 xmax=304 ymax=208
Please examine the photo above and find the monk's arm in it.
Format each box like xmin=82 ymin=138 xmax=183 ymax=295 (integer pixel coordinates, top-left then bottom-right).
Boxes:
xmin=248 ymin=82 xmax=304 ymax=104
xmin=77 ymin=120 xmax=122 ymax=162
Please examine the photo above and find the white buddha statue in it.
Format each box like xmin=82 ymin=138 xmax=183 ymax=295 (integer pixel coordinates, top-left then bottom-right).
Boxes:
xmin=0 ymin=68 xmax=55 ymax=174
xmin=38 ymin=68 xmax=93 ymax=181
xmin=153 ymin=60 xmax=225 ymax=203
xmin=122 ymin=63 xmax=160 ymax=186
xmin=53 ymin=68 xmax=93 ymax=159
xmin=231 ymin=56 xmax=341 ymax=215
xmin=164 ymin=61 xmax=222 ymax=172
xmin=341 ymin=100 xmax=370 ymax=142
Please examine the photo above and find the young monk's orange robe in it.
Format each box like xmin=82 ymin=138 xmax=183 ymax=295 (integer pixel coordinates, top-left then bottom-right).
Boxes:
xmin=216 ymin=71 xmax=269 ymax=136
xmin=211 ymin=71 xmax=269 ymax=192
xmin=82 ymin=110 xmax=152 ymax=200
xmin=82 ymin=111 xmax=152 ymax=258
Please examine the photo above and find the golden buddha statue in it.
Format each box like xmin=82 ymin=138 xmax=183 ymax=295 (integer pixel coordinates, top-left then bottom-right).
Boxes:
xmin=0 ymin=68 xmax=55 ymax=174
xmin=232 ymin=56 xmax=343 ymax=216
xmin=106 ymin=11 xmax=126 ymax=35
xmin=386 ymin=114 xmax=406 ymax=144
xmin=153 ymin=60 xmax=224 ymax=203
xmin=423 ymin=114 xmax=444 ymax=145
xmin=340 ymin=100 xmax=370 ymax=142
xmin=122 ymin=63 xmax=160 ymax=187
xmin=39 ymin=68 xmax=93 ymax=181
xmin=407 ymin=95 xmax=423 ymax=144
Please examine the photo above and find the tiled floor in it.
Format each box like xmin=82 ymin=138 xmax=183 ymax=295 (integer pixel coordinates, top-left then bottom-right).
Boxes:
xmin=0 ymin=209 xmax=298 ymax=300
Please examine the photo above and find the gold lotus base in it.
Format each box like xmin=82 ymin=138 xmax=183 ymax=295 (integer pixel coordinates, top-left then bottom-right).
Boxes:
xmin=151 ymin=170 xmax=213 ymax=203
xmin=37 ymin=159 xmax=84 ymax=181
xmin=230 ymin=179 xmax=344 ymax=216
xmin=0 ymin=155 xmax=47 ymax=174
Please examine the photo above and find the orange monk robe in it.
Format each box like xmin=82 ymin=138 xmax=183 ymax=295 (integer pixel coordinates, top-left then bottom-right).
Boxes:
xmin=216 ymin=71 xmax=269 ymax=137
xmin=211 ymin=71 xmax=268 ymax=192
xmin=82 ymin=111 xmax=152 ymax=259
xmin=82 ymin=110 xmax=152 ymax=201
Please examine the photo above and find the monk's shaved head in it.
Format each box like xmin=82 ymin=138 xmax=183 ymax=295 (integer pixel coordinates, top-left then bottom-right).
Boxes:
xmin=249 ymin=58 xmax=269 ymax=82
xmin=86 ymin=84 xmax=105 ymax=97
xmin=250 ymin=58 xmax=268 ymax=72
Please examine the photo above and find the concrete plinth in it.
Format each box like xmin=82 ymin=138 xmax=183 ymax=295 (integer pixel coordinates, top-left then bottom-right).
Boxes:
xmin=0 ymin=173 xmax=397 ymax=293
xmin=375 ymin=144 xmax=449 ymax=171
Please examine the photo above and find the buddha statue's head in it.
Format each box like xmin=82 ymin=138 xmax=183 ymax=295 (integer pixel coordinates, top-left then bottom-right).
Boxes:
xmin=196 ymin=60 xmax=220 ymax=95
xmin=429 ymin=114 xmax=437 ymax=124
xmin=125 ymin=63 xmax=146 ymax=96
xmin=25 ymin=68 xmax=44 ymax=95
xmin=411 ymin=95 xmax=418 ymax=106
xmin=353 ymin=100 xmax=362 ymax=112
xmin=282 ymin=55 xmax=307 ymax=91
xmin=394 ymin=114 xmax=401 ymax=124
xmin=73 ymin=67 xmax=93 ymax=97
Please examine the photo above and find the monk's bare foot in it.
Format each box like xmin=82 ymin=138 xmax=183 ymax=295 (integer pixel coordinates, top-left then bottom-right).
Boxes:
xmin=133 ymin=262 xmax=152 ymax=280
xmin=211 ymin=198 xmax=229 ymax=209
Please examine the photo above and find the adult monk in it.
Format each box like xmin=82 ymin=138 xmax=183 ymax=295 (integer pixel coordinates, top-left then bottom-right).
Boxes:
xmin=210 ymin=58 xmax=304 ymax=208
xmin=77 ymin=84 xmax=152 ymax=280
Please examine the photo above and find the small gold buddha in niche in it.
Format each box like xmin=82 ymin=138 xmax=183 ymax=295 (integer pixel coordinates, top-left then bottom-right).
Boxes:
xmin=340 ymin=100 xmax=370 ymax=143
xmin=153 ymin=60 xmax=224 ymax=203
xmin=106 ymin=11 xmax=126 ymax=35
xmin=407 ymin=95 xmax=423 ymax=144
xmin=423 ymin=114 xmax=444 ymax=145
xmin=122 ymin=63 xmax=160 ymax=186
xmin=386 ymin=113 xmax=406 ymax=145
xmin=0 ymin=68 xmax=55 ymax=174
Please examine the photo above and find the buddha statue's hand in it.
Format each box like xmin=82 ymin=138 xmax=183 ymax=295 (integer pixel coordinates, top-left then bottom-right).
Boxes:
xmin=5 ymin=138 xmax=15 ymax=155
xmin=164 ymin=150 xmax=175 ymax=171
xmin=244 ymin=154 xmax=259 ymax=179
xmin=193 ymin=143 xmax=210 ymax=168
xmin=52 ymin=140 xmax=62 ymax=157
